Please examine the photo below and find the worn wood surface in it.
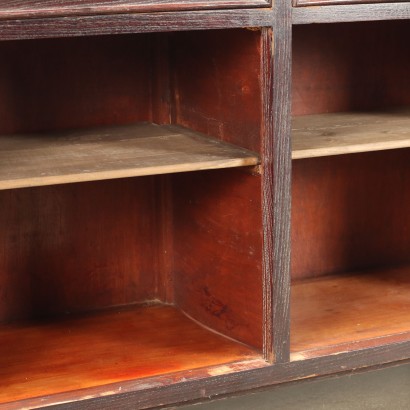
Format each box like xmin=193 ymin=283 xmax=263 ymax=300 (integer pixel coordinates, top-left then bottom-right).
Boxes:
xmin=292 ymin=149 xmax=410 ymax=280
xmin=16 ymin=342 xmax=410 ymax=409
xmin=293 ymin=3 xmax=410 ymax=24
xmin=267 ymin=0 xmax=292 ymax=363
xmin=0 ymin=10 xmax=274 ymax=41
xmin=293 ymin=22 xmax=410 ymax=116
xmin=294 ymin=0 xmax=401 ymax=7
xmin=291 ymin=267 xmax=410 ymax=358
xmin=0 ymin=304 xmax=259 ymax=406
xmin=173 ymin=168 xmax=264 ymax=350
xmin=0 ymin=123 xmax=259 ymax=190
xmin=0 ymin=0 xmax=269 ymax=21
xmin=292 ymin=110 xmax=410 ymax=159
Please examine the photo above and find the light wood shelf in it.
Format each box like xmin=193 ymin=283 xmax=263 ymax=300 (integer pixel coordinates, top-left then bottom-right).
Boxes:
xmin=0 ymin=304 xmax=258 ymax=405
xmin=0 ymin=123 xmax=259 ymax=190
xmin=292 ymin=110 xmax=410 ymax=159
xmin=291 ymin=266 xmax=410 ymax=360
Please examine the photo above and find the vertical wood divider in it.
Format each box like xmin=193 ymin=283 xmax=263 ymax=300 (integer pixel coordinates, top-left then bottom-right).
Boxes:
xmin=262 ymin=0 xmax=292 ymax=363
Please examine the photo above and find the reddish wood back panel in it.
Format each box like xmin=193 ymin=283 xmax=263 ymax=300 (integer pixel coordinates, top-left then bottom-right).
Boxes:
xmin=173 ymin=168 xmax=263 ymax=349
xmin=292 ymin=21 xmax=410 ymax=115
xmin=0 ymin=179 xmax=160 ymax=322
xmin=171 ymin=29 xmax=262 ymax=153
xmin=291 ymin=149 xmax=410 ymax=280
xmin=0 ymin=34 xmax=152 ymax=135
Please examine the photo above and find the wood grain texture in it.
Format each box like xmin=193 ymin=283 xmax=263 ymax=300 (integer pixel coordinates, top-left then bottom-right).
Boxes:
xmin=291 ymin=149 xmax=410 ymax=280
xmin=0 ymin=35 xmax=152 ymax=135
xmin=0 ymin=304 xmax=259 ymax=407
xmin=0 ymin=179 xmax=159 ymax=322
xmin=293 ymin=3 xmax=410 ymax=24
xmin=172 ymin=28 xmax=263 ymax=153
xmin=291 ymin=267 xmax=410 ymax=357
xmin=15 ymin=342 xmax=410 ymax=409
xmin=292 ymin=110 xmax=410 ymax=159
xmin=292 ymin=21 xmax=410 ymax=116
xmin=0 ymin=123 xmax=259 ymax=190
xmin=266 ymin=0 xmax=292 ymax=363
xmin=0 ymin=0 xmax=270 ymax=20
xmin=294 ymin=0 xmax=402 ymax=7
xmin=173 ymin=168 xmax=264 ymax=350
xmin=0 ymin=10 xmax=274 ymax=41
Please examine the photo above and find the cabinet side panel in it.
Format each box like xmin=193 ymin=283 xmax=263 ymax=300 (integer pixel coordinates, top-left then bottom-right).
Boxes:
xmin=292 ymin=149 xmax=410 ymax=280
xmin=171 ymin=29 xmax=262 ymax=153
xmin=0 ymin=34 xmax=152 ymax=135
xmin=173 ymin=169 xmax=263 ymax=350
xmin=0 ymin=179 xmax=158 ymax=321
xmin=292 ymin=21 xmax=410 ymax=116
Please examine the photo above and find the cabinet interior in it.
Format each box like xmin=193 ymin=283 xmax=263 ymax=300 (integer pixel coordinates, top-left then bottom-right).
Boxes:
xmin=0 ymin=29 xmax=265 ymax=405
xmin=291 ymin=21 xmax=410 ymax=359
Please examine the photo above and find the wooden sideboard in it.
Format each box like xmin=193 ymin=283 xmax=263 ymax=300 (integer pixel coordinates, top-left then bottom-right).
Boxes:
xmin=0 ymin=1 xmax=409 ymax=409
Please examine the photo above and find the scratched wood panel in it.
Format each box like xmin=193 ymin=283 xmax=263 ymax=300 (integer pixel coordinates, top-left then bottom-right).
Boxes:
xmin=0 ymin=123 xmax=259 ymax=190
xmin=0 ymin=0 xmax=269 ymax=20
xmin=292 ymin=110 xmax=410 ymax=159
xmin=0 ymin=304 xmax=259 ymax=406
xmin=291 ymin=266 xmax=410 ymax=358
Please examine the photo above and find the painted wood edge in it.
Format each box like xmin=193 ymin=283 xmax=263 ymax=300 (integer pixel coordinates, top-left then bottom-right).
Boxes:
xmin=13 ymin=341 xmax=410 ymax=409
xmin=0 ymin=1 xmax=271 ymax=21
xmin=0 ymin=9 xmax=275 ymax=41
xmin=292 ymin=3 xmax=410 ymax=24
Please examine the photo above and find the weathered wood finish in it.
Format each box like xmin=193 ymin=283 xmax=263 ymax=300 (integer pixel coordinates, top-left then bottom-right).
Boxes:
xmin=292 ymin=110 xmax=410 ymax=159
xmin=2 ymin=0 xmax=410 ymax=408
xmin=0 ymin=0 xmax=270 ymax=20
xmin=173 ymin=168 xmax=264 ymax=350
xmin=293 ymin=2 xmax=410 ymax=24
xmin=291 ymin=267 xmax=410 ymax=358
xmin=0 ymin=123 xmax=259 ymax=190
xmin=0 ymin=304 xmax=259 ymax=406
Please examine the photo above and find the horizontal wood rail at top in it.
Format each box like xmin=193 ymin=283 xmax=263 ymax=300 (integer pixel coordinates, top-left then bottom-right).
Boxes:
xmin=0 ymin=304 xmax=260 ymax=407
xmin=0 ymin=9 xmax=275 ymax=41
xmin=0 ymin=0 xmax=271 ymax=21
xmin=292 ymin=3 xmax=410 ymax=24
xmin=292 ymin=110 xmax=410 ymax=159
xmin=0 ymin=123 xmax=259 ymax=190
xmin=293 ymin=0 xmax=402 ymax=7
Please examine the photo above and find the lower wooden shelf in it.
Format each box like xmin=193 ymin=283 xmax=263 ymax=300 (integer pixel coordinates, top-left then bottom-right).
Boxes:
xmin=291 ymin=266 xmax=410 ymax=360
xmin=0 ymin=304 xmax=259 ymax=406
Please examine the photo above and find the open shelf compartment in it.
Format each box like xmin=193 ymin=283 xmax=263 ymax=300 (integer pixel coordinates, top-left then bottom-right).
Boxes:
xmin=291 ymin=20 xmax=410 ymax=359
xmin=0 ymin=27 xmax=267 ymax=407
xmin=0 ymin=304 xmax=259 ymax=404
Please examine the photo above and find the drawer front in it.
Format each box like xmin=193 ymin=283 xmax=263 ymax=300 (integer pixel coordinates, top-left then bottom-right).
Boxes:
xmin=0 ymin=0 xmax=270 ymax=20
xmin=294 ymin=0 xmax=405 ymax=6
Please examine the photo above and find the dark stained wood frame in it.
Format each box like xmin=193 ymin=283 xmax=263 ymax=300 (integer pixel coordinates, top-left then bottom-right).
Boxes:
xmin=293 ymin=0 xmax=402 ymax=7
xmin=1 ymin=0 xmax=410 ymax=408
xmin=293 ymin=3 xmax=410 ymax=24
xmin=0 ymin=0 xmax=271 ymax=20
